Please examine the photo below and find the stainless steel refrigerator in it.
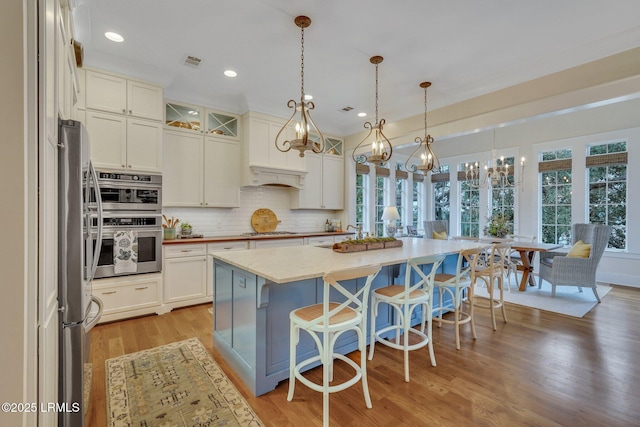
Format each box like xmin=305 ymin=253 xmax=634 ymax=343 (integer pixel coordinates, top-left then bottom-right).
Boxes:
xmin=58 ymin=119 xmax=104 ymax=426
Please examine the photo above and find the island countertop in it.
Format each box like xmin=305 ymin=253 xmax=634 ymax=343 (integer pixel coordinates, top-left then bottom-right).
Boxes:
xmin=210 ymin=237 xmax=483 ymax=284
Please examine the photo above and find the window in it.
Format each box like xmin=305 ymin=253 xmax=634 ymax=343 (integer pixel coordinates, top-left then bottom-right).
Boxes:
xmin=587 ymin=141 xmax=627 ymax=250
xmin=412 ymin=180 xmax=423 ymax=228
xmin=432 ymin=165 xmax=450 ymax=222
xmin=491 ymin=156 xmax=515 ymax=235
xmin=459 ymin=163 xmax=480 ymax=237
xmin=374 ymin=174 xmax=388 ymax=237
xmin=540 ymin=149 xmax=572 ymax=244
xmin=395 ymin=163 xmax=407 ymax=231
xmin=355 ymin=171 xmax=368 ymax=231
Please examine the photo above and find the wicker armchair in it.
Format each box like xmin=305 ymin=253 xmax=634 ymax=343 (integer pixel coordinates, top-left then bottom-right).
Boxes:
xmin=424 ymin=220 xmax=449 ymax=239
xmin=538 ymin=223 xmax=611 ymax=302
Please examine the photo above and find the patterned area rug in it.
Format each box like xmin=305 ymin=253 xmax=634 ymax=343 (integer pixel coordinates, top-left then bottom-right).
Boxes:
xmin=106 ymin=338 xmax=264 ymax=427
xmin=474 ymin=279 xmax=612 ymax=318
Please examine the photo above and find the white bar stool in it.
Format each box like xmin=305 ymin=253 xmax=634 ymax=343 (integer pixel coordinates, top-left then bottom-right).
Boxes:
xmin=367 ymin=254 xmax=445 ymax=382
xmin=287 ymin=264 xmax=382 ymax=427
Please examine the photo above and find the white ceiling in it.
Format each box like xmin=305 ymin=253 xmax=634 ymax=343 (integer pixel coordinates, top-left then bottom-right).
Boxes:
xmin=73 ymin=0 xmax=640 ymax=137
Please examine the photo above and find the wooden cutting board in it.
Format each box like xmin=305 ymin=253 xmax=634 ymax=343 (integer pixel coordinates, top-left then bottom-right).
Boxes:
xmin=251 ymin=208 xmax=280 ymax=233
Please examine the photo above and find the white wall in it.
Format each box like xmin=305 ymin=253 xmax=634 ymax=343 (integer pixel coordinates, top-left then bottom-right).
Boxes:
xmin=0 ymin=1 xmax=36 ymax=426
xmin=163 ymin=185 xmax=342 ymax=235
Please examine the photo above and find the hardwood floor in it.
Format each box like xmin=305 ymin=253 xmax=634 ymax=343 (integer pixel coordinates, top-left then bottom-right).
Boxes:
xmin=88 ymin=285 xmax=640 ymax=426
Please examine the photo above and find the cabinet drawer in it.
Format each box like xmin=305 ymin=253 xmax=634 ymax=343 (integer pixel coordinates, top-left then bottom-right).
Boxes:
xmin=95 ymin=278 xmax=161 ymax=315
xmin=305 ymin=236 xmax=335 ymax=246
xmin=163 ymin=243 xmax=207 ymax=258
xmin=208 ymin=241 xmax=249 ymax=252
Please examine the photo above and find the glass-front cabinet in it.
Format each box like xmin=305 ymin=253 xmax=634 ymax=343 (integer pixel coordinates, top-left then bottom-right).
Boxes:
xmin=306 ymin=133 xmax=343 ymax=156
xmin=207 ymin=110 xmax=239 ymax=138
xmin=165 ymin=101 xmax=203 ymax=132
xmin=165 ymin=100 xmax=240 ymax=140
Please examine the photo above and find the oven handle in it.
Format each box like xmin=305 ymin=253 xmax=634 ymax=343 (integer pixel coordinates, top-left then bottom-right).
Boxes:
xmin=100 ymin=212 xmax=163 ymax=219
xmin=97 ymin=180 xmax=162 ymax=191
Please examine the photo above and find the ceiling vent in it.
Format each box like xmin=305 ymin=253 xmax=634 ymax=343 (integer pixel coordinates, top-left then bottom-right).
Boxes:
xmin=184 ymin=55 xmax=202 ymax=68
xmin=341 ymin=106 xmax=354 ymax=111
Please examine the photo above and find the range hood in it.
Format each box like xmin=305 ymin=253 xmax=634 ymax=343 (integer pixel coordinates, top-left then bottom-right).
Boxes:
xmin=247 ymin=164 xmax=307 ymax=189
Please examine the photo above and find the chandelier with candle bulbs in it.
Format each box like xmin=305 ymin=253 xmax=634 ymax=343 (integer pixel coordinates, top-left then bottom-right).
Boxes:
xmin=464 ymin=130 xmax=525 ymax=188
xmin=351 ymin=56 xmax=392 ymax=166
xmin=275 ymin=15 xmax=324 ymax=157
xmin=405 ymin=81 xmax=440 ymax=174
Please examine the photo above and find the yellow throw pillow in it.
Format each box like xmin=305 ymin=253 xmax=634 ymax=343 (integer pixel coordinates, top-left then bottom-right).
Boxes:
xmin=432 ymin=230 xmax=448 ymax=240
xmin=567 ymin=240 xmax=591 ymax=258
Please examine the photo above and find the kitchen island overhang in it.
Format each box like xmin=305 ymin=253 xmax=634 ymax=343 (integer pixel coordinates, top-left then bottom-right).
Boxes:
xmin=210 ymin=238 xmax=483 ymax=396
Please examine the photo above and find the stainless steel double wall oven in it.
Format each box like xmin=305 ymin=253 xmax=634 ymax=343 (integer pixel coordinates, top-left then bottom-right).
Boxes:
xmin=91 ymin=171 xmax=163 ymax=278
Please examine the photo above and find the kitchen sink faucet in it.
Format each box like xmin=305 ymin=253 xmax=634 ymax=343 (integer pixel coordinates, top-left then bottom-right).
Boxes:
xmin=346 ymin=224 xmax=363 ymax=240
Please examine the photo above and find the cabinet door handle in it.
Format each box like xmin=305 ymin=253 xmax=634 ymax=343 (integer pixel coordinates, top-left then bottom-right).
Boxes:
xmin=102 ymin=291 xmax=116 ymax=295
xmin=180 ymin=249 xmax=192 ymax=252
xmin=134 ymin=286 xmax=148 ymax=291
xmin=223 ymin=247 xmax=233 ymax=250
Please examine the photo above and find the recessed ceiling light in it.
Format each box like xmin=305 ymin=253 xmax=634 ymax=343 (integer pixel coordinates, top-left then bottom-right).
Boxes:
xmin=357 ymin=112 xmax=367 ymax=117
xmin=304 ymin=94 xmax=313 ymax=101
xmin=104 ymin=32 xmax=124 ymax=42
xmin=224 ymin=70 xmax=238 ymax=77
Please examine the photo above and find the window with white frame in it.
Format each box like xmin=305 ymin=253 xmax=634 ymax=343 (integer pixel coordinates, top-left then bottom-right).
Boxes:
xmin=395 ymin=163 xmax=407 ymax=231
xmin=540 ymin=149 xmax=572 ymax=244
xmin=490 ymin=156 xmax=516 ymax=235
xmin=432 ymin=165 xmax=450 ymax=223
xmin=355 ymin=167 xmax=369 ymax=232
xmin=412 ymin=179 xmax=423 ymax=228
xmin=587 ymin=141 xmax=627 ymax=250
xmin=459 ymin=163 xmax=480 ymax=237
xmin=374 ymin=173 xmax=388 ymax=237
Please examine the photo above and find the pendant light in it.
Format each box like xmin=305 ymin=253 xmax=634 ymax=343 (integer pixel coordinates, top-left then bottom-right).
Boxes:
xmin=275 ymin=16 xmax=324 ymax=157
xmin=405 ymin=81 xmax=440 ymax=174
xmin=351 ymin=56 xmax=392 ymax=166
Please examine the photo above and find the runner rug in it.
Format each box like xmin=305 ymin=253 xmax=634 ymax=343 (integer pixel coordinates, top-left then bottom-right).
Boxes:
xmin=106 ymin=337 xmax=264 ymax=427
xmin=474 ymin=280 xmax=612 ymax=318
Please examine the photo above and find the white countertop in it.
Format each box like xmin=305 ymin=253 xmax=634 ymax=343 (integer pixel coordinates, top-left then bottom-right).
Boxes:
xmin=210 ymin=237 xmax=484 ymax=284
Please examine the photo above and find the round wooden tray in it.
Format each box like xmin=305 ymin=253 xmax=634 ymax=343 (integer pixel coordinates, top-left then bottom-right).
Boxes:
xmin=251 ymin=208 xmax=280 ymax=233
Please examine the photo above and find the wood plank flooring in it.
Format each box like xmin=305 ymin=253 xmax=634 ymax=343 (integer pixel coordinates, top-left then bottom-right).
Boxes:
xmin=88 ymin=285 xmax=640 ymax=426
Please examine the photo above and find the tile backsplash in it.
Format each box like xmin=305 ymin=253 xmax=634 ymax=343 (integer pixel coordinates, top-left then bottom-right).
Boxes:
xmin=163 ymin=186 xmax=342 ymax=236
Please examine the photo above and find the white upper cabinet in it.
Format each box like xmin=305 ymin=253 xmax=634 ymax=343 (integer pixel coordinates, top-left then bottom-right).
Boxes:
xmin=162 ymin=130 xmax=240 ymax=208
xmin=85 ymin=70 xmax=163 ymax=121
xmin=291 ymin=136 xmax=344 ymax=210
xmin=85 ymin=111 xmax=163 ymax=172
xmin=242 ymin=112 xmax=305 ymax=170
xmin=164 ymin=100 xmax=240 ymax=140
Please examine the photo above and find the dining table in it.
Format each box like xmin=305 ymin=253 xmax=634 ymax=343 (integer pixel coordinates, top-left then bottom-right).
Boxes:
xmin=456 ymin=236 xmax=563 ymax=291
xmin=508 ymin=242 xmax=563 ymax=291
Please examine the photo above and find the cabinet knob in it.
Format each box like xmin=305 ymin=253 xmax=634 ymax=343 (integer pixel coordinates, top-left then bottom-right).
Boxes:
xmin=122 ymin=109 xmax=126 ymax=113
xmin=129 ymin=110 xmax=132 ymax=114
xmin=121 ymin=164 xmax=126 ymax=168
xmin=128 ymin=165 xmax=132 ymax=168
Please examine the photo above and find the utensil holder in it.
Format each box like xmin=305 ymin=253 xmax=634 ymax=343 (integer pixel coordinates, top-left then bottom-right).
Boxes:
xmin=164 ymin=227 xmax=176 ymax=240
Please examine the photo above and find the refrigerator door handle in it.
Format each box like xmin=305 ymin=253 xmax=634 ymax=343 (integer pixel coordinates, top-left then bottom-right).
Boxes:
xmin=89 ymin=161 xmax=103 ymax=280
xmin=85 ymin=295 xmax=103 ymax=332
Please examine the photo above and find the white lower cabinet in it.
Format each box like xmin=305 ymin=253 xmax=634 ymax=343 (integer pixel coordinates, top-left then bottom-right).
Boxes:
xmin=94 ymin=273 xmax=163 ymax=324
xmin=163 ymin=241 xmax=250 ymax=311
xmin=304 ymin=235 xmax=335 ymax=246
xmin=251 ymin=238 xmax=304 ymax=249
xmin=163 ymin=243 xmax=209 ymax=310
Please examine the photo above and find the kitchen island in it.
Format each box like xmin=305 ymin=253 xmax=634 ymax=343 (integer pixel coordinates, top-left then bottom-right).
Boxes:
xmin=210 ymin=237 xmax=482 ymax=396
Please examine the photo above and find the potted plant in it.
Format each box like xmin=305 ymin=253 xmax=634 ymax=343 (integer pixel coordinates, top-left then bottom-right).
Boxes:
xmin=180 ymin=222 xmax=193 ymax=236
xmin=484 ymin=213 xmax=511 ymax=238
